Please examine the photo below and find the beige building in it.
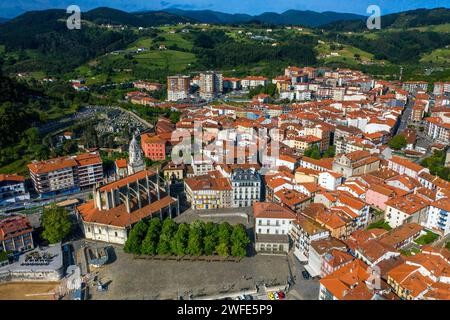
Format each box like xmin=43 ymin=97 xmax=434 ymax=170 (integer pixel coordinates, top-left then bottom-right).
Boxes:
xmin=332 ymin=150 xmax=380 ymax=178
xmin=184 ymin=171 xmax=232 ymax=210
xmin=167 ymin=75 xmax=190 ymax=101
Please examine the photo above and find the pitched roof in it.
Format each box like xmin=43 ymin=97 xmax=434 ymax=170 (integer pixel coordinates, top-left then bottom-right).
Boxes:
xmin=253 ymin=201 xmax=296 ymax=220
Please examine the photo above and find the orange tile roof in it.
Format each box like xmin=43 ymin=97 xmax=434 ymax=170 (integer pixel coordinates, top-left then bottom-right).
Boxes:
xmin=385 ymin=194 xmax=429 ymax=215
xmin=253 ymin=201 xmax=296 ymax=220
xmin=78 ymin=194 xmax=175 ymax=228
xmin=389 ymin=156 xmax=425 ymax=173
xmin=28 ymin=156 xmax=78 ymax=174
xmin=74 ymin=152 xmax=102 ymax=167
xmin=320 ymin=259 xmax=372 ymax=300
xmin=115 ymin=159 xmax=127 ymax=169
xmin=379 ymin=223 xmax=423 ymax=248
xmin=99 ymin=170 xmax=155 ymax=192
xmin=0 ymin=174 xmax=25 ymax=182
xmin=184 ymin=171 xmax=232 ymax=191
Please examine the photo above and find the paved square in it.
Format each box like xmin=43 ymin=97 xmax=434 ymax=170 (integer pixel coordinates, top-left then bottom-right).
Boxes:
xmin=88 ymin=247 xmax=289 ymax=300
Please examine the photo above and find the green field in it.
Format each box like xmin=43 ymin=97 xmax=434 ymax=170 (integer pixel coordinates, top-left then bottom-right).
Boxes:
xmin=134 ymin=49 xmax=196 ymax=72
xmin=421 ymin=48 xmax=450 ymax=65
xmin=316 ymin=41 xmax=377 ymax=66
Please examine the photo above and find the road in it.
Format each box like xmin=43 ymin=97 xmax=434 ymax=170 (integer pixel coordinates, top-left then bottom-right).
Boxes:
xmin=395 ymin=95 xmax=414 ymax=135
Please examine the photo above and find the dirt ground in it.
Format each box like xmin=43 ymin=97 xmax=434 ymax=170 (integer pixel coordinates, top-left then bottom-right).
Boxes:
xmin=0 ymin=282 xmax=60 ymax=300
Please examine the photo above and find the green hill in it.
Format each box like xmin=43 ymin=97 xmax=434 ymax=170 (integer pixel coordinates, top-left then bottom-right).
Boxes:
xmin=323 ymin=7 xmax=450 ymax=31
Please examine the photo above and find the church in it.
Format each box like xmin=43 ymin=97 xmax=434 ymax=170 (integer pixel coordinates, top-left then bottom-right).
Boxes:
xmin=76 ymin=134 xmax=179 ymax=245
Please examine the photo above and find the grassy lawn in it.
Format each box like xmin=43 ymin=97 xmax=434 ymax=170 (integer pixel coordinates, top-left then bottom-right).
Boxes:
xmin=367 ymin=220 xmax=392 ymax=231
xmin=399 ymin=247 xmax=421 ymax=256
xmin=414 ymin=230 xmax=439 ymax=246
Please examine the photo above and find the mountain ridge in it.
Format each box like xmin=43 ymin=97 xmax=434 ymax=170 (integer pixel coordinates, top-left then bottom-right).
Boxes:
xmin=161 ymin=8 xmax=366 ymax=26
xmin=323 ymin=7 xmax=450 ymax=30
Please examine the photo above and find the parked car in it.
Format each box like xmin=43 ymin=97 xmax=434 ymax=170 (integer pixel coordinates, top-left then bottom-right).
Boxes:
xmin=274 ymin=292 xmax=279 ymax=300
xmin=278 ymin=291 xmax=285 ymax=299
xmin=302 ymin=270 xmax=311 ymax=280
xmin=268 ymin=292 xmax=275 ymax=300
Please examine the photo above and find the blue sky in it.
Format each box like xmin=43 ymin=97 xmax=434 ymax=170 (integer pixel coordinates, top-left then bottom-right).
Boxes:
xmin=0 ymin=0 xmax=449 ymax=17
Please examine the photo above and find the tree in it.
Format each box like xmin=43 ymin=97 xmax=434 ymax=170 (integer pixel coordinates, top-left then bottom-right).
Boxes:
xmin=140 ymin=218 xmax=161 ymax=255
xmin=157 ymin=218 xmax=178 ymax=255
xmin=203 ymin=235 xmax=217 ymax=255
xmin=388 ymin=135 xmax=407 ymax=150
xmin=187 ymin=225 xmax=203 ymax=256
xmin=170 ymin=223 xmax=190 ymax=255
xmin=217 ymin=222 xmax=232 ymax=247
xmin=216 ymin=242 xmax=230 ymax=257
xmin=304 ymin=145 xmax=321 ymax=159
xmin=202 ymin=222 xmax=218 ymax=255
xmin=41 ymin=205 xmax=72 ymax=244
xmin=323 ymin=145 xmax=336 ymax=158
xmin=230 ymin=224 xmax=250 ymax=257
xmin=124 ymin=220 xmax=148 ymax=254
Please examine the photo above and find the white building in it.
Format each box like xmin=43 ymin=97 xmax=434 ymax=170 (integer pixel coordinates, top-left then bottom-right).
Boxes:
xmin=231 ymin=168 xmax=261 ymax=208
xmin=290 ymin=214 xmax=329 ymax=263
xmin=425 ymin=198 xmax=450 ymax=236
xmin=254 ymin=202 xmax=296 ymax=254
xmin=318 ymin=171 xmax=344 ymax=191
xmin=0 ymin=174 xmax=30 ymax=206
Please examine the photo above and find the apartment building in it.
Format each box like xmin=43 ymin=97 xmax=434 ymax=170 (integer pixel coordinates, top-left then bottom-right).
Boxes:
xmin=432 ymin=82 xmax=450 ymax=96
xmin=199 ymin=71 xmax=223 ymax=100
xmin=385 ymin=194 xmax=429 ymax=228
xmin=28 ymin=152 xmax=103 ymax=197
xmin=387 ymin=156 xmax=429 ymax=180
xmin=0 ymin=174 xmax=30 ymax=206
xmin=133 ymin=81 xmax=162 ymax=91
xmin=167 ymin=75 xmax=190 ymax=101
xmin=0 ymin=216 xmax=34 ymax=253
xmin=424 ymin=117 xmax=450 ymax=144
xmin=231 ymin=168 xmax=261 ymax=208
xmin=141 ymin=133 xmax=167 ymax=161
xmin=184 ymin=171 xmax=232 ymax=210
xmin=402 ymin=81 xmax=428 ymax=94
xmin=424 ymin=198 xmax=450 ymax=236
xmin=241 ymin=76 xmax=268 ymax=90
xmin=254 ymin=201 xmax=296 ymax=254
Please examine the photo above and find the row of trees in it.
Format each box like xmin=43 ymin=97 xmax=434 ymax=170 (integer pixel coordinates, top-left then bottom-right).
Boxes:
xmin=124 ymin=219 xmax=251 ymax=258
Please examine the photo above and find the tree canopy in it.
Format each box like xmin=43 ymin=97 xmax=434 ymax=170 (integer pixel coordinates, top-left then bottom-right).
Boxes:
xmin=41 ymin=205 xmax=72 ymax=244
xmin=388 ymin=135 xmax=407 ymax=150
